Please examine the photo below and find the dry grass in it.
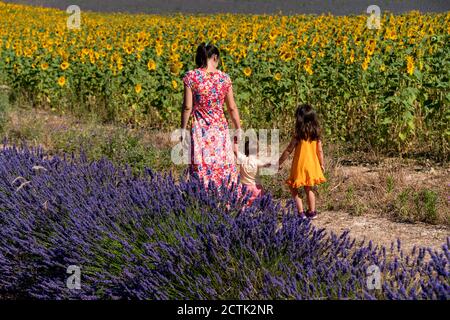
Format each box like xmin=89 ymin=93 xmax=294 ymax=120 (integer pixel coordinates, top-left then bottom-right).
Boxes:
xmin=1 ymin=107 xmax=179 ymax=174
xmin=323 ymin=158 xmax=449 ymax=225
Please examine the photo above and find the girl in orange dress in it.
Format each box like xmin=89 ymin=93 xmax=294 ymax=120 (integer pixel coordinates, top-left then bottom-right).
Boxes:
xmin=278 ymin=104 xmax=326 ymax=219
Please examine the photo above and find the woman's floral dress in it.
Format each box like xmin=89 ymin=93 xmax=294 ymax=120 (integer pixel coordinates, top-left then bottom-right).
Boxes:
xmin=183 ymin=68 xmax=238 ymax=189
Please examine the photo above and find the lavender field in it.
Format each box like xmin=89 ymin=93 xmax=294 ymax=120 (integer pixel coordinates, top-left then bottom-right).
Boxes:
xmin=4 ymin=0 xmax=450 ymax=14
xmin=0 ymin=145 xmax=448 ymax=299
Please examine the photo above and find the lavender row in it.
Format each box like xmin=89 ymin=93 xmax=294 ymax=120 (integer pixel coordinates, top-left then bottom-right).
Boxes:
xmin=0 ymin=145 xmax=448 ymax=299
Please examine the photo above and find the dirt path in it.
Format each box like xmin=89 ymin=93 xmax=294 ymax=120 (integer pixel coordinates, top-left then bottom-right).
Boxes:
xmin=313 ymin=210 xmax=449 ymax=252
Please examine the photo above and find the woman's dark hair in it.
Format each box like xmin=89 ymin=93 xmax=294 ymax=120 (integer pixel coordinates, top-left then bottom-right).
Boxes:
xmin=196 ymin=43 xmax=220 ymax=68
xmin=294 ymin=104 xmax=321 ymax=142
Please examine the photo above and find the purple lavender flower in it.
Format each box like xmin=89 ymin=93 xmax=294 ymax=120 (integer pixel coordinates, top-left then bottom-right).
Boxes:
xmin=0 ymin=145 xmax=448 ymax=300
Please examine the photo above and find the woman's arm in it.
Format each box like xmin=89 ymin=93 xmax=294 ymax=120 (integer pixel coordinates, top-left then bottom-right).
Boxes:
xmin=317 ymin=140 xmax=325 ymax=172
xmin=278 ymin=137 xmax=297 ymax=168
xmin=225 ymin=87 xmax=241 ymax=130
xmin=181 ymin=84 xmax=193 ymax=139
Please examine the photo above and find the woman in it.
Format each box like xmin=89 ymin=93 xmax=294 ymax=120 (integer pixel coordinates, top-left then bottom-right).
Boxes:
xmin=181 ymin=43 xmax=241 ymax=189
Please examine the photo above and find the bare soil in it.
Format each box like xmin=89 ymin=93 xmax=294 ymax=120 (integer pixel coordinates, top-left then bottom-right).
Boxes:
xmin=314 ymin=210 xmax=449 ymax=252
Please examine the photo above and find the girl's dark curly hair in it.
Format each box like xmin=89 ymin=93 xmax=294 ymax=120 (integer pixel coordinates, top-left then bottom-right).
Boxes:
xmin=294 ymin=104 xmax=321 ymax=142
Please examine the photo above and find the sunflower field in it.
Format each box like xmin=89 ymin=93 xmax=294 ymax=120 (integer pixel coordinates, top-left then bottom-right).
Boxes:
xmin=0 ymin=2 xmax=449 ymax=159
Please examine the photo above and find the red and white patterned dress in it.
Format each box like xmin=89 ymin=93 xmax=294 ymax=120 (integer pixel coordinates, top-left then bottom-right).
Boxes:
xmin=183 ymin=68 xmax=238 ymax=189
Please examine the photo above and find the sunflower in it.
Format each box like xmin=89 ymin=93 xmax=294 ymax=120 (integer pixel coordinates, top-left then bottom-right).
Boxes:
xmin=58 ymin=76 xmax=66 ymax=87
xmin=269 ymin=29 xmax=278 ymax=41
xmin=274 ymin=72 xmax=282 ymax=81
xmin=172 ymin=80 xmax=178 ymax=90
xmin=147 ymin=59 xmax=156 ymax=71
xmin=40 ymin=62 xmax=49 ymax=71
xmin=156 ymin=44 xmax=164 ymax=57
xmin=243 ymin=67 xmax=252 ymax=77
xmin=350 ymin=50 xmax=355 ymax=62
xmin=280 ymin=51 xmax=294 ymax=62
xmin=60 ymin=61 xmax=70 ymax=71
xmin=361 ymin=56 xmax=371 ymax=71
xmin=303 ymin=58 xmax=313 ymax=75
xmin=406 ymin=56 xmax=415 ymax=75
xmin=170 ymin=61 xmax=183 ymax=74
xmin=135 ymin=84 xmax=142 ymax=94
xmin=385 ymin=27 xmax=397 ymax=40
xmin=365 ymin=39 xmax=376 ymax=56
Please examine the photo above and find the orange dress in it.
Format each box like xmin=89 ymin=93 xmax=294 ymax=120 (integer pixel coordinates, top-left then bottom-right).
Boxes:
xmin=286 ymin=139 xmax=326 ymax=188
